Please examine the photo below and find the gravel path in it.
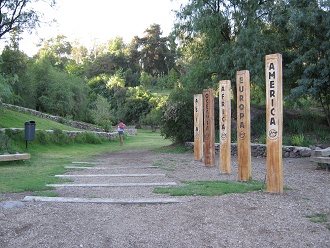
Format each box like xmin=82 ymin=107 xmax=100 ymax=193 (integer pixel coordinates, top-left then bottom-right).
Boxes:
xmin=0 ymin=150 xmax=329 ymax=247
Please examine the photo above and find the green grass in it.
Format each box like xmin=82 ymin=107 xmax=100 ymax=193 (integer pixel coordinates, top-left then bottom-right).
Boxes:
xmin=153 ymin=180 xmax=265 ymax=196
xmin=305 ymin=213 xmax=328 ymax=223
xmin=0 ymin=129 xmax=172 ymax=193
xmin=0 ymin=108 xmax=83 ymax=130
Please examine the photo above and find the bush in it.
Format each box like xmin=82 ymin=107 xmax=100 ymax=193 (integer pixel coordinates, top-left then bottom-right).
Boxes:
xmin=51 ymin=129 xmax=71 ymax=145
xmin=35 ymin=130 xmax=50 ymax=145
xmin=160 ymin=88 xmax=194 ymax=143
xmin=82 ymin=132 xmax=102 ymax=144
xmin=0 ymin=131 xmax=20 ymax=154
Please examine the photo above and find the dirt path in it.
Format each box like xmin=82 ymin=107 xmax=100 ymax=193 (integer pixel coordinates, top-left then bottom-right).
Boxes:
xmin=1 ymin=150 xmax=329 ymax=247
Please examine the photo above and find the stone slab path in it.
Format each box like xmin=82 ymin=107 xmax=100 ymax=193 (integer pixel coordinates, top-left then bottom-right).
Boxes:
xmin=23 ymin=160 xmax=188 ymax=204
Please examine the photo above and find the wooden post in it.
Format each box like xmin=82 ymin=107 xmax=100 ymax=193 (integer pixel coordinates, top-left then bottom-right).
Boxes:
xmin=219 ymin=80 xmax=231 ymax=173
xmin=194 ymin=94 xmax=203 ymax=161
xmin=236 ymin=70 xmax=251 ymax=181
xmin=203 ymin=89 xmax=215 ymax=166
xmin=266 ymin=53 xmax=283 ymax=193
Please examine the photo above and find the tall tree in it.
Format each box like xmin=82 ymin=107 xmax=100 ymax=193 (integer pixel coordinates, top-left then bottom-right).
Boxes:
xmin=138 ymin=24 xmax=174 ymax=76
xmin=0 ymin=0 xmax=56 ymax=39
xmin=36 ymin=34 xmax=72 ymax=67
xmin=272 ymin=0 xmax=330 ymax=126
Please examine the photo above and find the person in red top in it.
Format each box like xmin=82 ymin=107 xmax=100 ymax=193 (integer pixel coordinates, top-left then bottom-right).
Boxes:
xmin=117 ymin=119 xmax=126 ymax=146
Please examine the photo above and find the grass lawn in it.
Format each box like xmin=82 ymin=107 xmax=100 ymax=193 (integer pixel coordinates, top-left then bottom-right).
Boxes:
xmin=0 ymin=129 xmax=172 ymax=193
xmin=0 ymin=108 xmax=86 ymax=130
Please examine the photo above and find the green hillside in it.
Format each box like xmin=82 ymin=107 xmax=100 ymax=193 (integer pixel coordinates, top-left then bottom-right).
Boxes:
xmin=0 ymin=108 xmax=87 ymax=131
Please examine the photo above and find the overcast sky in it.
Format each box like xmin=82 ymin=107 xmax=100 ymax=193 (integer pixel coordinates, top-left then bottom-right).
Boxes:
xmin=17 ymin=0 xmax=187 ymax=56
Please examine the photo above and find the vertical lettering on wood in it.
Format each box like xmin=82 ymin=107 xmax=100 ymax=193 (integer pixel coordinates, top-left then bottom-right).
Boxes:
xmin=219 ymin=80 xmax=231 ymax=173
xmin=266 ymin=53 xmax=283 ymax=193
xmin=194 ymin=94 xmax=203 ymax=161
xmin=236 ymin=70 xmax=251 ymax=181
xmin=203 ymin=89 xmax=215 ymax=166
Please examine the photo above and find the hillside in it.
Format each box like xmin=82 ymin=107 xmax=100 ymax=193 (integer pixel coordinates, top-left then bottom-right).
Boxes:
xmin=0 ymin=108 xmax=85 ymax=131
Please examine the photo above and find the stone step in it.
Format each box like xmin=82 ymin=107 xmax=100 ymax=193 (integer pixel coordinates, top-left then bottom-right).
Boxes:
xmin=47 ymin=182 xmax=177 ymax=187
xmin=65 ymin=166 xmax=159 ymax=170
xmin=23 ymin=196 xmax=187 ymax=204
xmin=55 ymin=173 xmax=165 ymax=178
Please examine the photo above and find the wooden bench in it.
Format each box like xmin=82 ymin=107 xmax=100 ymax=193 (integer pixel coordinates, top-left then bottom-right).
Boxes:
xmin=310 ymin=148 xmax=330 ymax=172
xmin=0 ymin=153 xmax=31 ymax=162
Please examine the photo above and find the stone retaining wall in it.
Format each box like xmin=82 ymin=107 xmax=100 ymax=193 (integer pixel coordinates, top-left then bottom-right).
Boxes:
xmin=185 ymin=142 xmax=313 ymax=158
xmin=1 ymin=102 xmax=137 ymax=136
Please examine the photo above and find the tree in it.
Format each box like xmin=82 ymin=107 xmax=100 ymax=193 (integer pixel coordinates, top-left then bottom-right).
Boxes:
xmin=90 ymin=94 xmax=112 ymax=131
xmin=271 ymin=0 xmax=330 ymax=126
xmin=160 ymin=0 xmax=330 ymax=143
xmin=120 ymin=87 xmax=153 ymax=124
xmin=36 ymin=35 xmax=72 ymax=68
xmin=138 ymin=24 xmax=174 ymax=77
xmin=0 ymin=0 xmax=56 ymax=40
xmin=0 ymin=45 xmax=29 ymax=104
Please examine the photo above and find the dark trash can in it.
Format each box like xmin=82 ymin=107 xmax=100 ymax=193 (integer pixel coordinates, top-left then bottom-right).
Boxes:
xmin=25 ymin=121 xmax=36 ymax=141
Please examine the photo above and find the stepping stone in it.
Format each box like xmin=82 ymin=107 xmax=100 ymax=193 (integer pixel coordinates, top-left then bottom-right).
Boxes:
xmin=47 ymin=182 xmax=177 ymax=187
xmin=65 ymin=166 xmax=159 ymax=170
xmin=55 ymin=173 xmax=166 ymax=177
xmin=23 ymin=196 xmax=187 ymax=204
xmin=72 ymin=161 xmax=104 ymax=165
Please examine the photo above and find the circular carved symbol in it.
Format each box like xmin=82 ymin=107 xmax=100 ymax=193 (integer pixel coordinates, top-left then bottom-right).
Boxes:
xmin=205 ymin=133 xmax=210 ymax=140
xmin=221 ymin=133 xmax=227 ymax=140
xmin=195 ymin=134 xmax=200 ymax=139
xmin=239 ymin=131 xmax=246 ymax=139
xmin=268 ymin=129 xmax=278 ymax=140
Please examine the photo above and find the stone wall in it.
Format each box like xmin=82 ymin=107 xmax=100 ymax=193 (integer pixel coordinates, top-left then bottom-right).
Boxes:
xmin=185 ymin=142 xmax=313 ymax=158
xmin=1 ymin=102 xmax=137 ymax=136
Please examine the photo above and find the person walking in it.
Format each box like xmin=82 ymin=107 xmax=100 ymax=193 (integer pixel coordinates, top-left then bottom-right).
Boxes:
xmin=117 ymin=119 xmax=126 ymax=146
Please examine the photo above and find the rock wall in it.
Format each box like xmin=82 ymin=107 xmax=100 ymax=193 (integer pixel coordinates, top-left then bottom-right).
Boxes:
xmin=185 ymin=142 xmax=313 ymax=158
xmin=1 ymin=102 xmax=137 ymax=136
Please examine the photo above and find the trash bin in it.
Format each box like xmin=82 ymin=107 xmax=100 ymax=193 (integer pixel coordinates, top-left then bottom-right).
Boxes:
xmin=25 ymin=121 xmax=36 ymax=141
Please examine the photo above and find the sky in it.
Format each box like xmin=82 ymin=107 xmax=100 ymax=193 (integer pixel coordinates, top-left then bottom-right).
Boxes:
xmin=17 ymin=0 xmax=187 ymax=56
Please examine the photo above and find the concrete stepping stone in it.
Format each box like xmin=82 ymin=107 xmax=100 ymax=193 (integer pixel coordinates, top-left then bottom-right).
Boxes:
xmin=47 ymin=182 xmax=177 ymax=187
xmin=55 ymin=173 xmax=166 ymax=178
xmin=65 ymin=166 xmax=159 ymax=170
xmin=23 ymin=196 xmax=187 ymax=204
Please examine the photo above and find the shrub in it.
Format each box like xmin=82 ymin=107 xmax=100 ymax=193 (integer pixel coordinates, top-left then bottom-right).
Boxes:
xmin=160 ymin=88 xmax=194 ymax=143
xmin=51 ymin=128 xmax=71 ymax=145
xmin=0 ymin=131 xmax=19 ymax=154
xmin=82 ymin=132 xmax=102 ymax=144
xmin=35 ymin=130 xmax=50 ymax=145
xmin=291 ymin=134 xmax=305 ymax=146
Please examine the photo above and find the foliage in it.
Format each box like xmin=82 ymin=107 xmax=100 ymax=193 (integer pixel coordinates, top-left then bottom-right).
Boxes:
xmin=35 ymin=130 xmax=50 ymax=145
xmin=291 ymin=134 xmax=305 ymax=147
xmin=120 ymin=87 xmax=154 ymax=124
xmin=50 ymin=128 xmax=71 ymax=145
xmin=36 ymin=35 xmax=72 ymax=67
xmin=138 ymin=24 xmax=175 ymax=77
xmin=140 ymin=71 xmax=155 ymax=88
xmin=160 ymin=87 xmax=194 ymax=143
xmin=0 ymin=131 xmax=19 ymax=154
xmin=0 ymin=74 xmax=14 ymax=102
xmin=276 ymin=1 xmax=330 ymax=126
xmin=0 ymin=0 xmax=56 ymax=40
xmin=80 ymin=132 xmax=102 ymax=144
xmin=24 ymin=53 xmax=89 ymax=119
xmin=90 ymin=95 xmax=112 ymax=131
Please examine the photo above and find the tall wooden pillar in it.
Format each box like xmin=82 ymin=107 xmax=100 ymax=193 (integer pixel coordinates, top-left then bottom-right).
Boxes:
xmin=203 ymin=89 xmax=215 ymax=166
xmin=266 ymin=54 xmax=283 ymax=193
xmin=236 ymin=70 xmax=251 ymax=181
xmin=219 ymin=80 xmax=231 ymax=173
xmin=194 ymin=94 xmax=203 ymax=161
